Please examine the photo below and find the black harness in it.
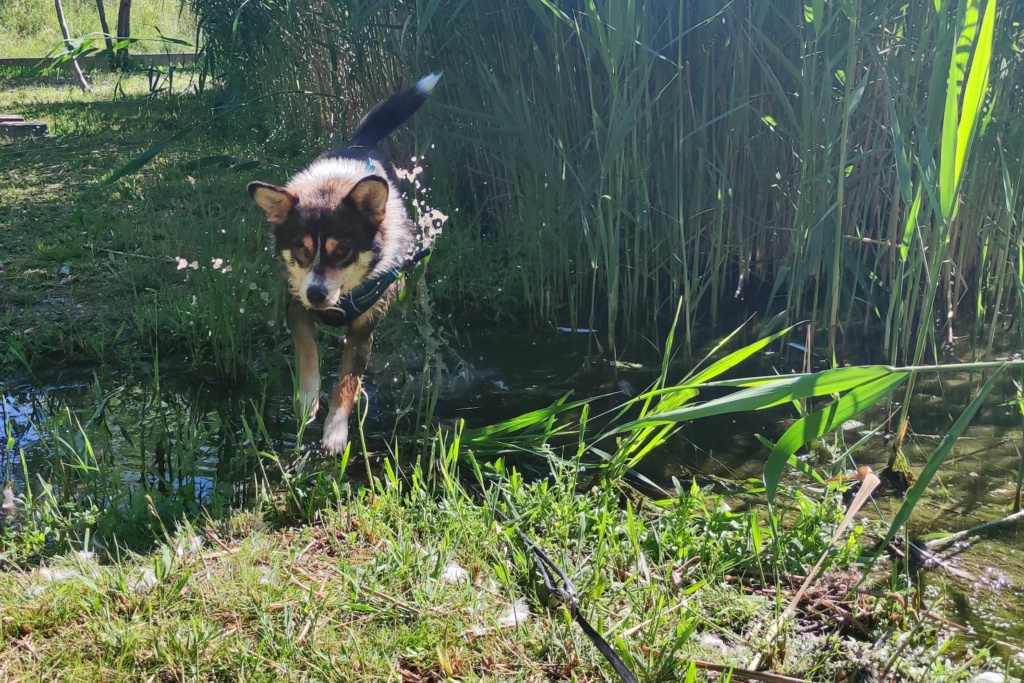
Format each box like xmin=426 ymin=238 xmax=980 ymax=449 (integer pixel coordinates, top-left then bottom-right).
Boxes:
xmin=312 ymin=248 xmax=431 ymax=327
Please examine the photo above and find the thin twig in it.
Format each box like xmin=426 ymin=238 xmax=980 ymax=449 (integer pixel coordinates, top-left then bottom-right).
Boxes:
xmin=91 ymin=247 xmax=163 ymax=260
xmin=924 ymin=509 xmax=1024 ymax=552
xmin=53 ymin=0 xmax=91 ymax=91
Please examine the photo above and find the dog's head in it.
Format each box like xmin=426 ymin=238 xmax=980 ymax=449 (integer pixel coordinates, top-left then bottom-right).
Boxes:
xmin=248 ymin=174 xmax=390 ymax=309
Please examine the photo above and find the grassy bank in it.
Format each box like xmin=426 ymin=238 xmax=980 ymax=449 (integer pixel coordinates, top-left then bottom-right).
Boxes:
xmin=0 ymin=67 xmax=456 ymax=382
xmin=0 ymin=455 xmax=999 ymax=682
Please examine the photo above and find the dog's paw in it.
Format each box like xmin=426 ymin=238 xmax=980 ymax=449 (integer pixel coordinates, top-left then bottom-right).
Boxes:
xmin=321 ymin=409 xmax=350 ymax=455
xmin=298 ymin=389 xmax=320 ymax=424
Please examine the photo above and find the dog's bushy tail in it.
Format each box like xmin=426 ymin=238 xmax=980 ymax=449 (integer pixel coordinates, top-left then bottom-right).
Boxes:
xmin=349 ymin=73 xmax=441 ymax=148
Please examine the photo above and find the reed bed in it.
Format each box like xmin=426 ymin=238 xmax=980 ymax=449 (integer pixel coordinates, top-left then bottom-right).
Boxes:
xmin=188 ymin=0 xmax=1023 ymax=364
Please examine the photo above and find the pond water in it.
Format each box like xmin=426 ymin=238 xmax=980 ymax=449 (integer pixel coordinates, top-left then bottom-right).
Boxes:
xmin=2 ymin=327 xmax=1023 ymax=660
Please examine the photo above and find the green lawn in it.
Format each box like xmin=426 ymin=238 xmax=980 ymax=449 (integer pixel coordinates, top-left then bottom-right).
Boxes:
xmin=0 ymin=0 xmax=195 ymax=59
xmin=0 ymin=67 xmax=283 ymax=377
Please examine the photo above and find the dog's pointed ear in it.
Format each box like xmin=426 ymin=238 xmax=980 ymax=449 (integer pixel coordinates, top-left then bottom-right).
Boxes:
xmin=344 ymin=176 xmax=389 ymax=224
xmin=249 ymin=181 xmax=296 ymax=224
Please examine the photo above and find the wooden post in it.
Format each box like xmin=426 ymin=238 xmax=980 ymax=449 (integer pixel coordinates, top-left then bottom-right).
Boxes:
xmin=115 ymin=0 xmax=132 ymax=70
xmin=95 ymin=0 xmax=115 ymax=54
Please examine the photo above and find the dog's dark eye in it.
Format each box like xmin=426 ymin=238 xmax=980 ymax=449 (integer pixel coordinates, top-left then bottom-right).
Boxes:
xmin=287 ymin=236 xmax=315 ymax=266
xmin=326 ymin=238 xmax=353 ymax=262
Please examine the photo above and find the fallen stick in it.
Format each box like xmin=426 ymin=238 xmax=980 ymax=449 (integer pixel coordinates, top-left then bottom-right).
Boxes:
xmin=91 ymin=247 xmax=162 ymax=260
xmin=640 ymin=647 xmax=808 ymax=683
xmin=747 ymin=468 xmax=881 ymax=670
xmin=54 ymin=0 xmax=91 ymax=91
xmin=924 ymin=508 xmax=1024 ymax=552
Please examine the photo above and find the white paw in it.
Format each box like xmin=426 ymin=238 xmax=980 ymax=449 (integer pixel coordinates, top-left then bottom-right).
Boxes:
xmin=321 ymin=409 xmax=350 ymax=455
xmin=298 ymin=388 xmax=320 ymax=424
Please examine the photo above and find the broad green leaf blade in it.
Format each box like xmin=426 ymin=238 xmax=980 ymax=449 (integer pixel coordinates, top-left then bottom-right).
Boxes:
xmin=884 ymin=86 xmax=914 ymax=204
xmin=461 ymin=393 xmax=593 ymax=439
xmin=954 ymin=0 xmax=996 ymax=183
xmin=105 ymin=140 xmax=173 ymax=184
xmin=616 ymin=366 xmax=894 ymax=431
xmin=686 ymin=324 xmax=796 ymax=385
xmin=845 ymin=74 xmax=868 ymax=117
xmin=939 ymin=0 xmax=995 ymax=221
xmin=900 ymin=189 xmax=922 ymax=261
xmin=764 ymin=371 xmax=909 ymax=504
xmin=939 ymin=53 xmax=959 ymax=220
xmin=755 ymin=433 xmax=827 ymax=485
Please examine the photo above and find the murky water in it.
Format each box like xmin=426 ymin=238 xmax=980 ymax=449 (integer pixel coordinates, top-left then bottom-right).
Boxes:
xmin=2 ymin=329 xmax=1023 ymax=659
xmin=1 ymin=363 xmax=294 ymax=506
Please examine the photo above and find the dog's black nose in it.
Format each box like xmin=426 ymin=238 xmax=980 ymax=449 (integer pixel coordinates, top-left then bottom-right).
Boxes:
xmin=306 ymin=285 xmax=328 ymax=305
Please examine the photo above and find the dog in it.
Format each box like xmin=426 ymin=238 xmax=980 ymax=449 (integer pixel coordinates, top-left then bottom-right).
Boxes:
xmin=248 ymin=73 xmax=440 ymax=454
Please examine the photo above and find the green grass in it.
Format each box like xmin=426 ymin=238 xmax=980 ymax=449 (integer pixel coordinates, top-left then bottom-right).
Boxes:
xmin=1 ymin=457 xmax=996 ymax=682
xmin=0 ymin=0 xmax=195 ymax=59
xmin=2 ymin=295 xmax=1020 ymax=679
xmin=0 ymin=68 xmax=288 ymax=378
xmin=0 ymin=68 xmax=456 ymax=381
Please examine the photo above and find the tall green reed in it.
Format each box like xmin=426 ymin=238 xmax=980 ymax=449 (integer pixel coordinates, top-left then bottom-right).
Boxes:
xmin=182 ymin=0 xmax=1023 ymax=366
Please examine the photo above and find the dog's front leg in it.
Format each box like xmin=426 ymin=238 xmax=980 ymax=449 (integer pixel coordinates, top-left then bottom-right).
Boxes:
xmin=321 ymin=314 xmax=376 ymax=455
xmin=288 ymin=300 xmax=320 ymax=422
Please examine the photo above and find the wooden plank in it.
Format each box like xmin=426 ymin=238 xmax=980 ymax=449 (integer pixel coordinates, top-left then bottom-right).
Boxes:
xmin=0 ymin=121 xmax=49 ymax=138
xmin=0 ymin=115 xmax=26 ymax=123
xmin=0 ymin=52 xmax=197 ymax=71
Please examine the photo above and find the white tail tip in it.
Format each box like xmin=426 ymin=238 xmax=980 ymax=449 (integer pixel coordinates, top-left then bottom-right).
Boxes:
xmin=416 ymin=72 xmax=442 ymax=95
